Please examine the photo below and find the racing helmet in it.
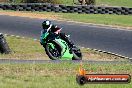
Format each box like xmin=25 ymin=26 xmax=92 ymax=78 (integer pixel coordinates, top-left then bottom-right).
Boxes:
xmin=42 ymin=20 xmax=52 ymax=29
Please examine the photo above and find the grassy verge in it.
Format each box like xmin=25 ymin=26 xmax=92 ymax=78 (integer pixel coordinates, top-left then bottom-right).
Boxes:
xmin=0 ymin=36 xmax=126 ymax=61
xmin=59 ymin=13 xmax=132 ymax=27
xmin=0 ymin=62 xmax=131 ymax=88
xmin=96 ymin=0 xmax=132 ymax=7
xmin=63 ymin=0 xmax=132 ymax=7
xmin=0 ymin=36 xmax=48 ymax=60
xmin=62 ymin=0 xmax=132 ymax=7
xmin=1 ymin=10 xmax=132 ymax=28
xmin=4 ymin=0 xmax=132 ymax=7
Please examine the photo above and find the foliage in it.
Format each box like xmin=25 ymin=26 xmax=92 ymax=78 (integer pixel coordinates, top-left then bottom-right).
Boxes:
xmin=25 ymin=0 xmax=61 ymax=4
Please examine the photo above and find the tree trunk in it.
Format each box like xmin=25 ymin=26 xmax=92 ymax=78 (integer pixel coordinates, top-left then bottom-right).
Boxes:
xmin=82 ymin=0 xmax=86 ymax=5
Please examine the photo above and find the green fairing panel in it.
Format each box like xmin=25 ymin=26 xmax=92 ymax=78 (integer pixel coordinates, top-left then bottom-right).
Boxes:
xmin=55 ymin=39 xmax=73 ymax=60
xmin=48 ymin=43 xmax=55 ymax=49
xmin=40 ymin=32 xmax=49 ymax=44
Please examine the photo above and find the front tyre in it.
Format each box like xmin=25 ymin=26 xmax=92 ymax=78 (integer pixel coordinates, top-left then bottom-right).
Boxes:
xmin=45 ymin=41 xmax=61 ymax=60
xmin=72 ymin=46 xmax=82 ymax=60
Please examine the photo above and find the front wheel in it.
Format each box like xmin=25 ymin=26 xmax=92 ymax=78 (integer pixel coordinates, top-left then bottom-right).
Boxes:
xmin=72 ymin=46 xmax=82 ymax=60
xmin=45 ymin=41 xmax=62 ymax=60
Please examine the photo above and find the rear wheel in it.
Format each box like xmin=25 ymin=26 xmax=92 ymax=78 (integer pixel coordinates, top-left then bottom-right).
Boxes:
xmin=45 ymin=41 xmax=61 ymax=60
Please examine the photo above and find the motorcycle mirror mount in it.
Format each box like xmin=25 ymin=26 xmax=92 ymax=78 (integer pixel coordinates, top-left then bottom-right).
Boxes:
xmin=66 ymin=35 xmax=70 ymax=38
xmin=60 ymin=27 xmax=63 ymax=30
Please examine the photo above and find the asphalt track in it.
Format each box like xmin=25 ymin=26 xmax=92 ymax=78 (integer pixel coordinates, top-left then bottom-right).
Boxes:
xmin=0 ymin=15 xmax=132 ymax=59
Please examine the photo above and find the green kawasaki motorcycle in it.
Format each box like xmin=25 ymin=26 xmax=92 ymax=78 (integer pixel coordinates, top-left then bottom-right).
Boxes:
xmin=40 ymin=29 xmax=82 ymax=60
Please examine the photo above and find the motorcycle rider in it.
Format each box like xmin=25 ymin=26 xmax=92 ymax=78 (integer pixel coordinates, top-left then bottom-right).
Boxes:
xmin=40 ymin=20 xmax=74 ymax=48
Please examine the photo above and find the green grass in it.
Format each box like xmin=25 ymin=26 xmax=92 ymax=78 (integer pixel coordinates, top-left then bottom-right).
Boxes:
xmin=8 ymin=10 xmax=131 ymax=27
xmin=1 ymin=8 xmax=132 ymax=28
xmin=58 ymin=13 xmax=132 ymax=27
xmin=15 ymin=10 xmax=132 ymax=27
xmin=1 ymin=0 xmax=132 ymax=7
xmin=59 ymin=0 xmax=132 ymax=7
xmin=60 ymin=0 xmax=74 ymax=5
xmin=96 ymin=0 xmax=132 ymax=7
xmin=0 ymin=36 xmax=48 ymax=60
xmin=63 ymin=0 xmax=132 ymax=7
xmin=0 ymin=62 xmax=131 ymax=88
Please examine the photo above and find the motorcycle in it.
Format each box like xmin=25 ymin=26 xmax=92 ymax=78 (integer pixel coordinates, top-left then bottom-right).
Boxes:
xmin=40 ymin=28 xmax=82 ymax=60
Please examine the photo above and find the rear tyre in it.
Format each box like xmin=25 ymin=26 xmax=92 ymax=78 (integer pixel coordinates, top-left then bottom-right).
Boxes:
xmin=45 ymin=41 xmax=62 ymax=60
